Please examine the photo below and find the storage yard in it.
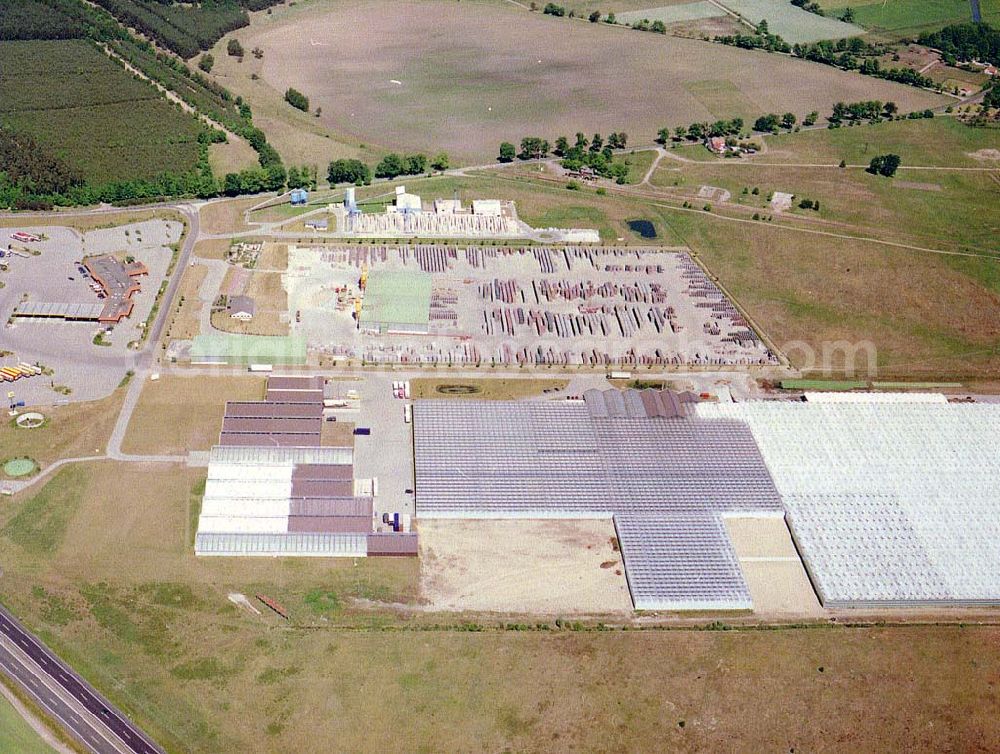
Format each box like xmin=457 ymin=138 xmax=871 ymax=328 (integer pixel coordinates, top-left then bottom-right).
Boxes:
xmin=285 ymin=244 xmax=778 ymax=367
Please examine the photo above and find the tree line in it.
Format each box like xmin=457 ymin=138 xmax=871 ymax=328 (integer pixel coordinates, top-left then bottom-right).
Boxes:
xmin=919 ymin=22 xmax=1000 ymax=68
xmin=326 ymin=153 xmax=449 ymax=186
xmin=791 ymin=37 xmax=939 ymax=90
xmin=89 ymin=0 xmax=286 ymax=59
xmin=495 ymin=133 xmax=631 ymax=182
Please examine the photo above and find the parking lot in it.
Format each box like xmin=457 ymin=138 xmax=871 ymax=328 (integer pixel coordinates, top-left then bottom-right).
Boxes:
xmin=0 ymin=220 xmax=180 ymax=404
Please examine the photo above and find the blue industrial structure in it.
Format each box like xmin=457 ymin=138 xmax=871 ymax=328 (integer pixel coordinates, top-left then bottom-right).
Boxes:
xmin=290 ymin=188 xmax=309 ymax=206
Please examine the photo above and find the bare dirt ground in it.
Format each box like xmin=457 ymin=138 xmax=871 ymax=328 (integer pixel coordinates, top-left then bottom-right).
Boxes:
xmin=419 ymin=519 xmax=633 ymax=614
xmin=725 ymin=516 xmax=823 ymax=617
xmin=192 ymin=238 xmax=231 ymax=260
xmin=239 ymin=0 xmax=943 ymax=161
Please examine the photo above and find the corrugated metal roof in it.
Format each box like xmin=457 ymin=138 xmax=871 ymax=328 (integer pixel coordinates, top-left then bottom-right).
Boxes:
xmin=195 ymin=532 xmax=367 ymax=557
xmin=288 ymin=516 xmax=371 ymax=533
xmin=267 ymin=375 xmax=325 ymax=391
xmin=367 ymin=533 xmax=419 ymax=555
xmin=224 ymin=402 xmax=324 ymax=419
xmin=292 ymin=464 xmax=354 ymax=481
xmin=222 ymin=417 xmax=322 ymax=434
xmin=290 ymin=479 xmax=355 ymax=498
xmin=266 ymin=389 xmax=324 ymax=403
xmin=218 ymin=432 xmax=322 ymax=447
xmin=290 ymin=497 xmax=372 ymax=517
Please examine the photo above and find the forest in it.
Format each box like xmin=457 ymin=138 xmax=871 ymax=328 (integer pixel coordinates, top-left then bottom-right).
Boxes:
xmin=0 ymin=0 xmax=287 ymax=209
xmin=919 ymin=22 xmax=1000 ymax=67
xmin=90 ymin=0 xmax=285 ymax=59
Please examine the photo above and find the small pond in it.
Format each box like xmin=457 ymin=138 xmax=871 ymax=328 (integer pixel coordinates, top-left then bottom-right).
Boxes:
xmin=627 ymin=219 xmax=657 ymax=239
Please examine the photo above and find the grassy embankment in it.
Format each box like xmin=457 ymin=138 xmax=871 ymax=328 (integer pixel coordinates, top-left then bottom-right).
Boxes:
xmin=2 ymin=461 xmax=1000 ymax=752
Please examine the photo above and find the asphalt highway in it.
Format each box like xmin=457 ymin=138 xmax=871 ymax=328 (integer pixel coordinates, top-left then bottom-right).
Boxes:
xmin=0 ymin=604 xmax=163 ymax=754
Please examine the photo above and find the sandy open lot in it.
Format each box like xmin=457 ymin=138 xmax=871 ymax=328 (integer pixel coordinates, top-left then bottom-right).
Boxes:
xmin=242 ymin=0 xmax=943 ymax=161
xmin=725 ymin=516 xmax=823 ymax=617
xmin=419 ymin=519 xmax=633 ymax=614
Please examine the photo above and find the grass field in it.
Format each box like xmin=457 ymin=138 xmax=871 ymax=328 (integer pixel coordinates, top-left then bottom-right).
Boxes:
xmin=198 ymin=196 xmax=262 ymax=235
xmin=0 ymin=391 xmax=124 ymax=479
xmin=758 ymin=116 xmax=1000 ymax=168
xmin=817 ymin=0 xmax=1000 ymax=36
xmin=225 ymin=0 xmax=942 ymax=163
xmin=121 ymin=376 xmax=264 ymax=455
xmin=657 ymin=208 xmax=1000 ymax=378
xmin=164 ymin=264 xmax=208 ymax=342
xmin=206 ymin=138 xmax=259 ymax=177
xmin=2 ymin=462 xmax=1000 ymax=752
xmin=651 ymin=161 xmax=999 ymax=252
xmin=0 ymin=691 xmax=54 ymax=754
xmin=410 ymin=377 xmax=570 ymax=399
xmin=0 ymin=40 xmax=204 ymax=184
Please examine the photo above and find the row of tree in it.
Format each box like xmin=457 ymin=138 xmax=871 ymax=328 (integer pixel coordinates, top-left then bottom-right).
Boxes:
xmin=657 ymin=118 xmax=745 ymax=143
xmin=499 ymin=132 xmax=628 ymax=163
xmin=325 ymin=153 xmax=449 ymax=186
xmin=715 ymin=20 xmax=792 ymax=54
xmin=791 ymin=38 xmax=939 ymax=90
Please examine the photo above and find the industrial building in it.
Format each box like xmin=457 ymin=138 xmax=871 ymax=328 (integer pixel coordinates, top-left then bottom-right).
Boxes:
xmin=699 ymin=394 xmax=1000 ymax=608
xmin=343 ymin=187 xmax=524 ymax=238
xmin=413 ymin=390 xmax=785 ymax=611
xmin=195 ymin=375 xmax=417 ymax=557
xmin=414 ymin=389 xmax=1000 ymax=612
xmin=226 ymin=295 xmax=256 ymax=321
xmin=12 ymin=254 xmax=147 ymax=324
xmin=84 ymin=255 xmax=148 ymax=322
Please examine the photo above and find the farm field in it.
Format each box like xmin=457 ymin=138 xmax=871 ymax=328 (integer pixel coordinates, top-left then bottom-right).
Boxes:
xmin=0 ymin=40 xmax=204 ymax=184
xmin=715 ymin=0 xmax=865 ymax=42
xmin=817 ymin=0 xmax=999 ymax=36
xmin=121 ymin=376 xmax=265 ymax=455
xmin=227 ymin=0 xmax=944 ymax=163
xmin=617 ymin=2 xmax=727 ymax=25
xmin=2 ymin=463 xmax=1000 ymax=752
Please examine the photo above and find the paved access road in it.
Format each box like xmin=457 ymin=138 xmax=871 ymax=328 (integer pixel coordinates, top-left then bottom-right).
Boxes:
xmin=0 ymin=605 xmax=163 ymax=754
